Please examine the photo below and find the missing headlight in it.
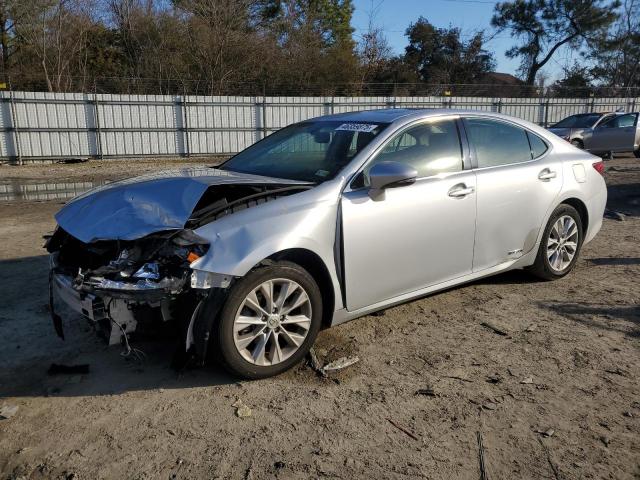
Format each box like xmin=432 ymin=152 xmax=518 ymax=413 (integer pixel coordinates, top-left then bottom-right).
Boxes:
xmin=133 ymin=263 xmax=160 ymax=280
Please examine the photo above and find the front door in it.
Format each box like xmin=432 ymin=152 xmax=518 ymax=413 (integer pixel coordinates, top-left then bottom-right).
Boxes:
xmin=341 ymin=118 xmax=477 ymax=311
xmin=588 ymin=113 xmax=638 ymax=152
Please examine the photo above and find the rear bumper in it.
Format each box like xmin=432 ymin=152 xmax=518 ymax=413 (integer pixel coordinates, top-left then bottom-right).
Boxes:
xmin=584 ymin=179 xmax=607 ymax=245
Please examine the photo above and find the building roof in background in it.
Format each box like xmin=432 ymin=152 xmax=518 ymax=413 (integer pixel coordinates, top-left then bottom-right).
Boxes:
xmin=480 ymin=72 xmax=524 ymax=86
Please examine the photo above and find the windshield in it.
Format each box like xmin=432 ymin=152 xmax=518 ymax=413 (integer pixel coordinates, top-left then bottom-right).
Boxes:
xmin=553 ymin=114 xmax=603 ymax=129
xmin=220 ymin=121 xmax=388 ymax=182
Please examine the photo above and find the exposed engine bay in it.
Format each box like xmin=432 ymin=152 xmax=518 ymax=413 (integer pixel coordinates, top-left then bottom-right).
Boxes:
xmin=47 ymin=179 xmax=311 ymax=364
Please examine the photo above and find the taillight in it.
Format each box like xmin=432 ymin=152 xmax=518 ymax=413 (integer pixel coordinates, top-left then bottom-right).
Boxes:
xmin=592 ymin=161 xmax=605 ymax=175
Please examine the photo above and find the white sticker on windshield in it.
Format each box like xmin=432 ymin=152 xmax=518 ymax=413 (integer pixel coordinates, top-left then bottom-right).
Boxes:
xmin=315 ymin=169 xmax=330 ymax=177
xmin=336 ymin=123 xmax=378 ymax=133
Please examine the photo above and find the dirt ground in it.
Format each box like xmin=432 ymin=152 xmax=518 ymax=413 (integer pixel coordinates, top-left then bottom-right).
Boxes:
xmin=0 ymin=156 xmax=638 ymax=480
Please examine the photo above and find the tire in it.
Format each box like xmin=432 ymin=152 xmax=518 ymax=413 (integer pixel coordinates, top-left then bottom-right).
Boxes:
xmin=634 ymin=149 xmax=640 ymax=159
xmin=529 ymin=204 xmax=583 ymax=281
xmin=570 ymin=139 xmax=584 ymax=149
xmin=211 ymin=261 xmax=322 ymax=379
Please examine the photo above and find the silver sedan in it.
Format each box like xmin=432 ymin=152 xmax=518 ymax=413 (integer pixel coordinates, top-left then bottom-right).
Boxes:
xmin=548 ymin=112 xmax=618 ymax=149
xmin=48 ymin=109 xmax=607 ymax=378
xmin=582 ymin=112 xmax=640 ymax=158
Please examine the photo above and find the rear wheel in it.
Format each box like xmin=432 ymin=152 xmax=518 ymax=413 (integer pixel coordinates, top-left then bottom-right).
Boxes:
xmin=529 ymin=204 xmax=583 ymax=280
xmin=634 ymin=148 xmax=640 ymax=159
xmin=212 ymin=261 xmax=322 ymax=379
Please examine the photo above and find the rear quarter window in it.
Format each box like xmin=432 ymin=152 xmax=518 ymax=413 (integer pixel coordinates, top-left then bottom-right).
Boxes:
xmin=527 ymin=132 xmax=548 ymax=158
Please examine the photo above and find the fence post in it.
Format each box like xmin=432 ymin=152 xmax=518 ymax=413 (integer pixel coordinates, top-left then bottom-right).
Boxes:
xmin=8 ymin=80 xmax=22 ymax=165
xmin=324 ymin=98 xmax=332 ymax=116
xmin=262 ymin=94 xmax=268 ymax=139
xmin=543 ymin=99 xmax=550 ymax=128
xmin=93 ymin=84 xmax=103 ymax=160
xmin=182 ymin=91 xmax=190 ymax=157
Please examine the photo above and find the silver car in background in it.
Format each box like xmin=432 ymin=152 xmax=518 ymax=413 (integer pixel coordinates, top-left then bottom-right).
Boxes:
xmin=548 ymin=112 xmax=618 ymax=149
xmin=582 ymin=112 xmax=640 ymax=158
xmin=48 ymin=109 xmax=607 ymax=379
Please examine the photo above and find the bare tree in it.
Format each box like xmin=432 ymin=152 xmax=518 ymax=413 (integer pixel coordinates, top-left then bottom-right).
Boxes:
xmin=16 ymin=0 xmax=96 ymax=91
xmin=492 ymin=0 xmax=619 ymax=85
xmin=356 ymin=0 xmax=391 ymax=88
xmin=590 ymin=0 xmax=640 ymax=87
xmin=175 ymin=0 xmax=263 ymax=94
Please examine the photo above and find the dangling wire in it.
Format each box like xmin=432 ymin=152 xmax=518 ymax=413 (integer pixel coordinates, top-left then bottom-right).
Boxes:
xmin=105 ymin=298 xmax=146 ymax=362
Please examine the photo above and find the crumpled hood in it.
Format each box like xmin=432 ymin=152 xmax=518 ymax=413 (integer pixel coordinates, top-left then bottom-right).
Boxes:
xmin=55 ymin=167 xmax=305 ymax=243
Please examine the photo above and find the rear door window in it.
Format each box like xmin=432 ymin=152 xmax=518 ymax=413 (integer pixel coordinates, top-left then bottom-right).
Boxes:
xmin=464 ymin=118 xmax=533 ymax=168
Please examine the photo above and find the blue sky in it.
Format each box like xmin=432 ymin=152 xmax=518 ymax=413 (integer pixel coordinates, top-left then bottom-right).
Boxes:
xmin=351 ymin=0 xmax=574 ymax=81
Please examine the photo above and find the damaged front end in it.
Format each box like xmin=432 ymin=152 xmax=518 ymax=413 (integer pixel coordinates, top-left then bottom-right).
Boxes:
xmin=47 ymin=227 xmax=215 ymax=357
xmin=46 ymin=167 xmax=312 ymax=365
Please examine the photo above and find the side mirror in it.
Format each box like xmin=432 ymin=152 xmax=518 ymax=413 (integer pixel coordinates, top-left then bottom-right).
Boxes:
xmin=368 ymin=161 xmax=417 ymax=197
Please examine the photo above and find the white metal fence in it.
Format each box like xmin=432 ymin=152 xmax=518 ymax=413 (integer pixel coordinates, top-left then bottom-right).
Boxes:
xmin=1 ymin=91 xmax=638 ymax=163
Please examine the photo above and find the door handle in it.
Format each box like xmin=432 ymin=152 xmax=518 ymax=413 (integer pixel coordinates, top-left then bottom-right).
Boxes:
xmin=538 ymin=169 xmax=557 ymax=181
xmin=448 ymin=184 xmax=475 ymax=198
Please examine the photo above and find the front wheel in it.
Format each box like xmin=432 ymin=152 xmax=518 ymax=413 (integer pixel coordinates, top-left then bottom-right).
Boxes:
xmin=529 ymin=204 xmax=583 ymax=281
xmin=634 ymin=148 xmax=640 ymax=159
xmin=211 ymin=261 xmax=322 ymax=379
xmin=570 ymin=139 xmax=584 ymax=149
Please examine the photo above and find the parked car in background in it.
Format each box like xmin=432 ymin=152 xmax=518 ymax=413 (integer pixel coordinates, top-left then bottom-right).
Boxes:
xmin=548 ymin=112 xmax=618 ymax=149
xmin=48 ymin=109 xmax=607 ymax=379
xmin=582 ymin=112 xmax=640 ymax=158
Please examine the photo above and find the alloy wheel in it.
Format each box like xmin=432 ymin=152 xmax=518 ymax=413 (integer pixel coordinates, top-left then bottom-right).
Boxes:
xmin=232 ymin=278 xmax=312 ymax=366
xmin=546 ymin=215 xmax=579 ymax=272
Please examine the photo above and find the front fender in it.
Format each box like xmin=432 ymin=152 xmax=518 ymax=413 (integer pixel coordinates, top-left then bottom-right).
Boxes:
xmin=190 ymin=181 xmax=341 ymax=285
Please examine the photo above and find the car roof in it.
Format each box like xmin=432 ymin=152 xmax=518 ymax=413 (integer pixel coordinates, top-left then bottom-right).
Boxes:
xmin=310 ymin=108 xmax=532 ymax=125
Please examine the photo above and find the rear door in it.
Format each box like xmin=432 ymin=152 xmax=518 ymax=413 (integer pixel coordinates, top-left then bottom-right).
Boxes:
xmin=463 ymin=117 xmax=563 ymax=272
xmin=589 ymin=113 xmax=638 ymax=152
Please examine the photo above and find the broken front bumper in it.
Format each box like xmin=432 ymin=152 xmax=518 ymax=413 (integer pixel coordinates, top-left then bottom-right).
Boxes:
xmin=50 ymin=270 xmax=144 ymax=345
xmin=49 ymin=254 xmax=165 ymax=345
xmin=50 ymin=271 xmax=106 ymax=322
xmin=48 ymin=252 xmax=231 ymax=363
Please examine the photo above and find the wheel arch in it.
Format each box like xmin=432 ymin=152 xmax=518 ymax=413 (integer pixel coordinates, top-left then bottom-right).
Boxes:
xmin=560 ymin=197 xmax=589 ymax=234
xmin=265 ymin=248 xmax=335 ymax=329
